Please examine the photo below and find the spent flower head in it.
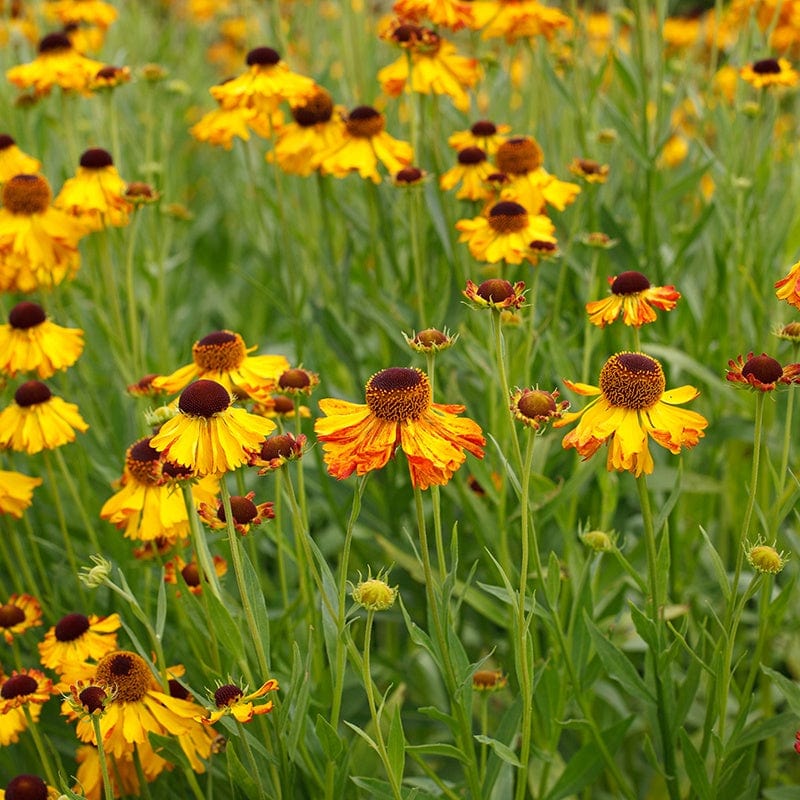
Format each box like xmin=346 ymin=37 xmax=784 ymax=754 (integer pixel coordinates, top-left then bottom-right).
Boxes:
xmin=403 ymin=327 xmax=458 ymax=353
xmin=463 ymin=278 xmax=526 ymax=310
xmin=726 ymin=352 xmax=800 ymax=392
xmin=510 ymin=387 xmax=568 ymax=430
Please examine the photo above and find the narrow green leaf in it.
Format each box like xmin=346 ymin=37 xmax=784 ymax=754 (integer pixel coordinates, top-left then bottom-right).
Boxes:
xmin=678 ymin=729 xmax=712 ymax=800
xmin=761 ymin=666 xmax=800 ymax=716
xmin=155 ymin=566 xmax=167 ymax=640
xmin=545 ymin=550 xmax=561 ymax=608
xmin=733 ymin=711 xmax=798 ymax=750
xmin=315 ymin=714 xmax=344 ymax=760
xmin=698 ymin=525 xmax=731 ymax=601
xmin=653 ymin=462 xmax=682 ymax=536
xmin=387 ymin=708 xmax=406 ymax=785
xmin=239 ymin=546 xmax=271 ymax=665
xmin=405 ymin=742 xmax=468 ymax=763
xmin=474 ymin=735 xmax=522 ymax=768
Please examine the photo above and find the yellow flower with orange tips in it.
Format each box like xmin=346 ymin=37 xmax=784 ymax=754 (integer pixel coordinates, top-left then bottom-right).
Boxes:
xmin=6 ymin=32 xmax=105 ymax=97
xmin=38 ymin=613 xmax=121 ymax=674
xmin=316 ymin=105 xmax=414 ymax=183
xmin=554 ymin=352 xmax=708 ymax=477
xmin=315 ymin=367 xmax=485 ymax=489
xmin=0 ymin=668 xmax=54 ymax=714
xmin=44 ymin=0 xmax=118 ymax=29
xmin=0 ymin=594 xmax=42 ymax=643
xmin=0 ymin=135 xmax=40 ymax=185
xmin=0 ymin=301 xmax=84 ymax=379
xmin=189 ymin=101 xmax=267 ymax=150
xmin=440 ymin=146 xmax=495 ymax=200
xmin=0 ymin=703 xmax=44 ymax=747
xmin=198 ymin=491 xmax=274 ymax=535
xmin=585 ymin=271 xmax=681 ymax=328
xmin=152 ymin=329 xmax=289 ymax=401
xmin=0 ymin=380 xmax=88 ymax=454
xmin=378 ymin=23 xmax=481 ymax=113
xmin=392 ymin=0 xmax=476 ymax=30
xmin=0 ymin=173 xmax=85 ymax=293
xmin=456 ymin=200 xmax=556 ymax=265
xmin=740 ymin=57 xmax=799 ymax=89
xmin=463 ymin=278 xmax=526 ymax=310
xmin=775 ymin=260 xmax=800 ymax=310
xmin=470 ymin=0 xmax=570 ymax=41
xmin=198 ymin=678 xmax=279 ymax=725
xmin=54 ymin=148 xmax=132 ymax=231
xmin=150 ymin=380 xmax=276 ymax=476
xmin=0 ymin=471 xmax=42 ymax=518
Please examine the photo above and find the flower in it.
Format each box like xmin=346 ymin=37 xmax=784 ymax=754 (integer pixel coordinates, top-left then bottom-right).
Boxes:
xmin=795 ymin=731 xmax=800 ymax=755
xmin=351 ymin=570 xmax=398 ymax=611
xmin=315 ymin=367 xmax=485 ymax=489
xmin=73 ymin=743 xmax=140 ymax=799
xmin=0 ymin=380 xmax=88 ymax=453
xmin=510 ymin=388 xmax=568 ymax=430
xmin=775 ymin=260 xmax=800 ymax=310
xmin=463 ymin=278 xmax=526 ymax=310
xmin=456 ymin=200 xmax=556 ymax=265
xmin=569 ymin=157 xmax=610 ymax=184
xmin=249 ymin=432 xmax=307 ymax=473
xmin=53 ymin=148 xmax=132 ymax=230
xmin=581 ymin=529 xmax=615 ymax=552
xmin=0 ymin=669 xmax=53 ymax=713
xmin=276 ymin=367 xmax=320 ymax=396
xmin=726 ymin=353 xmax=800 ymax=392
xmin=199 ymin=678 xmax=279 ymax=725
xmin=38 ymin=613 xmax=121 ymax=674
xmin=198 ymin=491 xmax=274 ymax=535
xmin=740 ymin=57 xmax=799 ymax=89
xmin=189 ymin=92 xmax=273 ymax=150
xmin=45 ymin=0 xmax=119 ymax=29
xmin=393 ymin=166 xmax=427 ymax=186
xmin=164 ymin=555 xmax=228 ymax=595
xmin=404 ymin=327 xmax=457 ymax=353
xmin=775 ymin=322 xmax=800 ymax=343
xmin=448 ymin=119 xmax=510 ymax=155
xmin=0 ymin=705 xmax=42 ymax=747
xmin=472 ymin=669 xmax=507 ymax=691
xmin=0 ymin=301 xmax=84 ymax=378
xmin=0 ymin=135 xmax=40 ymax=185
xmin=554 ymin=352 xmax=708 ymax=476
xmin=440 ymin=147 xmax=494 ymax=200
xmin=392 ymin=0 xmax=476 ymax=30
xmin=149 ymin=380 xmax=276 ymax=476
xmin=90 ymin=64 xmax=131 ymax=91
xmin=0 ymin=774 xmax=58 ymax=800
xmin=585 ymin=271 xmax=681 ymax=328
xmin=0 ymin=595 xmax=42 ymax=643
xmin=316 ymin=105 xmax=413 ymax=183
xmin=0 ymin=471 xmax=42 ymax=518
xmin=746 ymin=539 xmax=788 ymax=574
xmin=253 ymin=394 xmax=312 ymax=418
xmin=0 ymin=173 xmax=85 ymax=293
xmin=470 ymin=0 xmax=570 ymax=42
xmin=151 ymin=330 xmax=289 ymax=401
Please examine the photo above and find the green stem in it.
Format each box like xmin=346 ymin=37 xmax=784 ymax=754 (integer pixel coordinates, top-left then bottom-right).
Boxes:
xmin=236 ymin=720 xmax=269 ymax=799
xmin=23 ymin=704 xmax=58 ymax=788
xmin=53 ymin=446 xmax=101 ymax=552
xmin=91 ymin=715 xmax=115 ymax=800
xmin=181 ymin=482 xmax=222 ymax=601
xmin=409 ymin=183 xmax=426 ymax=326
xmin=124 ymin=207 xmax=144 ymax=378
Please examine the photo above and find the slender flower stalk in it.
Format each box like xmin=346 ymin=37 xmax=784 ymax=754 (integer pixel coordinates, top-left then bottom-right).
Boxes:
xmin=181 ymin=482 xmax=222 ymax=601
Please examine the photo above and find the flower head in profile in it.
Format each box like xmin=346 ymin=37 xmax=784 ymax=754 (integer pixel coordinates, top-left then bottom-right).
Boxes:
xmin=199 ymin=678 xmax=279 ymax=725
xmin=0 ymin=380 xmax=88 ymax=453
xmin=404 ymin=327 xmax=457 ymax=354
xmin=569 ymin=157 xmax=610 ymax=184
xmin=90 ymin=64 xmax=132 ymax=91
xmin=740 ymin=57 xmax=799 ymax=89
xmin=472 ymin=669 xmax=508 ymax=691
xmin=392 ymin=0 xmax=476 ymax=30
xmin=510 ymin=388 xmax=568 ymax=431
xmin=0 ymin=594 xmax=42 ymax=644
xmin=0 ymin=471 xmax=42 ymax=519
xmin=276 ymin=367 xmax=320 ymax=396
xmin=0 ymin=135 xmax=40 ymax=185
xmin=249 ymin=432 xmax=307 ymax=473
xmin=726 ymin=353 xmax=800 ymax=392
xmin=164 ymin=555 xmax=228 ymax=595
xmin=315 ymin=367 xmax=485 ymax=489
xmin=0 ymin=669 xmax=54 ymax=714
xmin=152 ymin=329 xmax=289 ymax=401
xmin=440 ymin=146 xmax=494 ymax=200
xmin=149 ymin=380 xmax=276 ymax=476
xmin=198 ymin=491 xmax=274 ymax=535
xmin=0 ymin=301 xmax=84 ymax=378
xmin=555 ymin=352 xmax=708 ymax=476
xmin=253 ymin=394 xmax=311 ymax=419
xmin=448 ymin=119 xmax=510 ymax=155
xmin=463 ymin=278 xmax=526 ymax=310
xmin=38 ymin=613 xmax=121 ymax=674
xmin=775 ymin=260 xmax=800 ymax=310
xmin=586 ymin=271 xmax=680 ymax=328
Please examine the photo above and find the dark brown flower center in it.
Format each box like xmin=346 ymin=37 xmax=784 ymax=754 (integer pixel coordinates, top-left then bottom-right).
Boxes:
xmin=599 ymin=353 xmax=665 ymax=410
xmin=260 ymin=433 xmax=296 ymax=460
xmin=0 ymin=134 xmax=15 ymax=150
xmin=3 ymin=174 xmax=51 ymax=215
xmin=611 ymin=271 xmax=651 ymax=295
xmin=488 ymin=201 xmax=528 ymax=233
xmin=365 ymin=367 xmax=431 ymax=422
xmin=193 ymin=331 xmax=246 ymax=372
xmin=79 ymin=148 xmax=113 ymax=169
xmin=414 ymin=328 xmax=448 ymax=346
xmin=458 ymin=146 xmax=487 ymax=165
xmin=477 ymin=279 xmax=514 ymax=303
xmin=470 ymin=120 xmax=498 ymax=136
xmin=126 ymin=181 xmax=156 ymax=200
xmin=214 ymin=684 xmax=244 ymax=708
xmin=271 ymin=395 xmax=295 ymax=414
xmin=395 ymin=167 xmax=423 ymax=183
xmin=168 ymin=679 xmax=190 ymax=699
xmin=5 ymin=774 xmax=48 ymax=800
xmin=179 ymin=380 xmax=231 ymax=417
xmin=9 ymin=301 xmax=46 ymax=329
xmin=529 ymin=240 xmax=557 ymax=254
xmin=291 ymin=88 xmax=334 ymax=126
xmin=577 ymin=158 xmax=603 ymax=174
xmin=346 ymin=106 xmax=385 ymax=138
xmin=14 ymin=381 xmax=51 ymax=407
xmin=246 ymin=46 xmax=280 ymax=66
xmin=516 ymin=390 xmax=556 ymax=419
xmin=79 ymin=685 xmax=107 ymax=713
xmin=391 ymin=23 xmax=423 ymax=43
xmin=1 ymin=674 xmax=38 ymax=699
xmin=39 ymin=32 xmax=71 ymax=53
xmin=95 ymin=651 xmax=151 ymax=703
xmin=742 ymin=354 xmax=783 ymax=384
xmin=181 ymin=563 xmax=201 ymax=586
xmin=495 ymin=137 xmax=543 ymax=174
xmin=54 ymin=613 xmax=90 ymax=641
xmin=218 ymin=495 xmax=258 ymax=524
xmin=279 ymin=369 xmax=310 ymax=390
xmin=752 ymin=58 xmax=781 ymax=74
xmin=472 ymin=669 xmax=503 ymax=689
xmin=0 ymin=603 xmax=25 ymax=628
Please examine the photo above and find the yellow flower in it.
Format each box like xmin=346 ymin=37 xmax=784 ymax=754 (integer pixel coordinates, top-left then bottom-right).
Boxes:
xmin=775 ymin=260 xmax=800 ymax=310
xmin=392 ymin=0 xmax=476 ymax=30
xmin=740 ymin=57 xmax=799 ymax=89
xmin=351 ymin=570 xmax=398 ymax=611
xmin=0 ymin=135 xmax=40 ymax=185
xmin=585 ymin=271 xmax=681 ymax=328
xmin=0 ymin=174 xmax=85 ymax=293
xmin=152 ymin=329 xmax=289 ymax=401
xmin=315 ymin=367 xmax=485 ymax=489
xmin=316 ymin=105 xmax=413 ymax=184
xmin=746 ymin=539 xmax=788 ymax=574
xmin=0 ymin=669 xmax=54 ymax=714
xmin=0 ymin=471 xmax=42 ymax=519
xmin=38 ymin=613 xmax=121 ymax=674
xmin=54 ymin=148 xmax=132 ymax=230
xmin=0 ymin=594 xmax=42 ymax=644
xmin=249 ymin=432 xmax=307 ymax=473
xmin=0 ymin=380 xmax=88 ymax=453
xmin=44 ymin=0 xmax=118 ymax=29
xmin=199 ymin=678 xmax=279 ymax=725
xmin=90 ymin=64 xmax=131 ymax=91
xmin=470 ymin=0 xmax=570 ymax=41
xmin=456 ymin=200 xmax=556 ymax=265
xmin=150 ymin=380 xmax=276 ymax=476
xmin=569 ymin=157 xmax=610 ymax=184
xmin=0 ymin=301 xmax=84 ymax=378
xmin=555 ymin=352 xmax=708 ymax=477
xmin=0 ymin=703 xmax=42 ymax=747
xmin=189 ymin=103 xmax=264 ymax=150
xmin=440 ymin=147 xmax=494 ymax=200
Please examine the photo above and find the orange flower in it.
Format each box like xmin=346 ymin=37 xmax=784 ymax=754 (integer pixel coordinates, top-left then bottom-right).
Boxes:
xmin=198 ymin=679 xmax=279 ymax=725
xmin=0 ymin=594 xmax=42 ymax=643
xmin=585 ymin=271 xmax=680 ymax=328
xmin=726 ymin=353 xmax=800 ymax=392
xmin=775 ymin=260 xmax=800 ymax=310
xmin=315 ymin=367 xmax=485 ymax=489
xmin=740 ymin=57 xmax=799 ymax=89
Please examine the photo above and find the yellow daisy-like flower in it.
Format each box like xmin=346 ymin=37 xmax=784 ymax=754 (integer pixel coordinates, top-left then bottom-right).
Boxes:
xmin=199 ymin=678 xmax=279 ymax=725
xmin=0 ymin=703 xmax=42 ymax=746
xmin=392 ymin=0 xmax=476 ymax=30
xmin=164 ymin=555 xmax=228 ymax=595
xmin=198 ymin=491 xmax=274 ymax=535
xmin=44 ymin=0 xmax=118 ymax=29
xmin=470 ymin=0 xmax=570 ymax=41
xmin=90 ymin=64 xmax=131 ymax=91
xmin=38 ymin=613 xmax=121 ymax=674
xmin=0 ymin=594 xmax=42 ymax=643
xmin=456 ymin=200 xmax=556 ymax=265
xmin=253 ymin=394 xmax=312 ymax=419
xmin=0 ymin=135 xmax=40 ymax=185
xmin=740 ymin=57 xmax=799 ymax=89
xmin=440 ymin=147 xmax=494 ymax=200
xmin=150 ymin=380 xmax=276 ymax=476
xmin=569 ymin=157 xmax=610 ymax=184
xmin=152 ymin=329 xmax=289 ymax=401
xmin=585 ymin=271 xmax=681 ymax=328
xmin=0 ymin=380 xmax=88 ymax=454
xmin=74 ymin=744 xmax=140 ymax=800
xmin=0 ymin=471 xmax=42 ymax=519
xmin=0 ymin=669 xmax=53 ymax=715
xmin=775 ymin=260 xmax=800 ymax=310
xmin=448 ymin=119 xmax=510 ymax=156
xmin=315 ymin=367 xmax=485 ymax=489
xmin=554 ymin=352 xmax=708 ymax=477
xmin=0 ymin=301 xmax=84 ymax=378
xmin=316 ymin=105 xmax=414 ymax=184
xmin=0 ymin=174 xmax=85 ymax=293
xmin=6 ymin=32 xmax=105 ymax=97
xmin=189 ymin=102 xmax=263 ymax=150
xmin=54 ymin=148 xmax=132 ymax=231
